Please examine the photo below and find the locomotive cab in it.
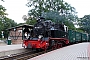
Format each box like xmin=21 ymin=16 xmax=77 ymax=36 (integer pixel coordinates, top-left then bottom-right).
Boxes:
xmin=22 ymin=27 xmax=33 ymax=40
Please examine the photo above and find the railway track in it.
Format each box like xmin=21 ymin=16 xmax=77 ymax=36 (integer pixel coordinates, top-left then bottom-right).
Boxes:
xmin=0 ymin=49 xmax=52 ymax=60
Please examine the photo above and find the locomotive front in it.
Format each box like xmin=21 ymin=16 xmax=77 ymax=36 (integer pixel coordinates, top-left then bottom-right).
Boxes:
xmin=22 ymin=17 xmax=49 ymax=50
xmin=33 ymin=17 xmax=46 ymax=40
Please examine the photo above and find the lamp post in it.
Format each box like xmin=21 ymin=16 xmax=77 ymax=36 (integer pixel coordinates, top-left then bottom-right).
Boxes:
xmin=1 ymin=31 xmax=4 ymax=40
xmin=1 ymin=17 xmax=5 ymax=40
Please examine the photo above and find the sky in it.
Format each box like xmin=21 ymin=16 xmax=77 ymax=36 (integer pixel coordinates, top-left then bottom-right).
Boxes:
xmin=0 ymin=0 xmax=29 ymax=23
xmin=65 ymin=0 xmax=90 ymax=18
xmin=0 ymin=0 xmax=90 ymax=23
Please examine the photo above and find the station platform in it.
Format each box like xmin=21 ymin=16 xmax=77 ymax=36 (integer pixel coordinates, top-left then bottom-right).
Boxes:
xmin=30 ymin=42 xmax=90 ymax=60
xmin=0 ymin=44 xmax=27 ymax=57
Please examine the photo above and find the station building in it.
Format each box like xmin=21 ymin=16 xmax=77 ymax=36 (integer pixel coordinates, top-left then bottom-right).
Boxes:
xmin=8 ymin=24 xmax=33 ymax=44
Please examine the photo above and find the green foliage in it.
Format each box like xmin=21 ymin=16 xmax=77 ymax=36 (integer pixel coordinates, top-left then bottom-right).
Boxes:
xmin=17 ymin=23 xmax=26 ymax=26
xmin=26 ymin=17 xmax=37 ymax=25
xmin=76 ymin=28 xmax=84 ymax=33
xmin=78 ymin=15 xmax=90 ymax=33
xmin=42 ymin=11 xmax=62 ymax=22
xmin=0 ymin=17 xmax=17 ymax=38
xmin=26 ymin=0 xmax=77 ymax=30
xmin=27 ymin=0 xmax=76 ymax=18
xmin=0 ymin=5 xmax=7 ymax=17
xmin=0 ymin=4 xmax=17 ymax=38
xmin=64 ymin=20 xmax=75 ymax=30
xmin=42 ymin=10 xmax=77 ymax=23
xmin=0 ymin=3 xmax=18 ymax=39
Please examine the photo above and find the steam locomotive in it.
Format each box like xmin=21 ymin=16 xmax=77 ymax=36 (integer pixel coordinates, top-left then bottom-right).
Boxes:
xmin=22 ymin=17 xmax=69 ymax=51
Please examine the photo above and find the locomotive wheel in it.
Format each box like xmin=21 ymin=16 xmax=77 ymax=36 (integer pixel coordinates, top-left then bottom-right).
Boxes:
xmin=52 ymin=44 xmax=57 ymax=50
xmin=51 ymin=42 xmax=62 ymax=50
xmin=57 ymin=43 xmax=62 ymax=49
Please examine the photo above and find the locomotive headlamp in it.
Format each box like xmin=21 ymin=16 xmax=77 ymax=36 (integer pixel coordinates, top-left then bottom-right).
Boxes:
xmin=38 ymin=35 xmax=43 ymax=39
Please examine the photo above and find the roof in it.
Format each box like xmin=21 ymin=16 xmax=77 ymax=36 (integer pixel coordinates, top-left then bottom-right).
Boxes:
xmin=7 ymin=24 xmax=33 ymax=30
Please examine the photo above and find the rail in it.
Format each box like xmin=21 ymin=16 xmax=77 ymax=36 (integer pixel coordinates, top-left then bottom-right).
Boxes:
xmin=0 ymin=49 xmax=52 ymax=60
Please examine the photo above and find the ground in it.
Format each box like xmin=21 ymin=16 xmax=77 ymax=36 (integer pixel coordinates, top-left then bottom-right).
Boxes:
xmin=0 ymin=40 xmax=7 ymax=46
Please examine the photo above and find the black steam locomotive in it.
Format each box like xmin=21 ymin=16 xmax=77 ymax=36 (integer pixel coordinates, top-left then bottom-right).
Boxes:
xmin=23 ymin=17 xmax=69 ymax=50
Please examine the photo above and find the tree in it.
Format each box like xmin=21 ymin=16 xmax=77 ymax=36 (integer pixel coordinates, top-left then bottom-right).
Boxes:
xmin=0 ymin=1 xmax=17 ymax=39
xmin=0 ymin=5 xmax=7 ymax=20
xmin=26 ymin=0 xmax=77 ymax=29
xmin=26 ymin=17 xmax=36 ymax=25
xmin=42 ymin=10 xmax=77 ymax=22
xmin=27 ymin=0 xmax=76 ymax=18
xmin=0 ymin=17 xmax=17 ymax=38
xmin=41 ymin=11 xmax=63 ymax=22
xmin=0 ymin=5 xmax=17 ymax=38
xmin=78 ymin=15 xmax=90 ymax=33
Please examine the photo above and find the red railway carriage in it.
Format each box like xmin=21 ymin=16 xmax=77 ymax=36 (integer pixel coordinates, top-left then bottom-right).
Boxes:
xmin=22 ymin=17 xmax=69 ymax=51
